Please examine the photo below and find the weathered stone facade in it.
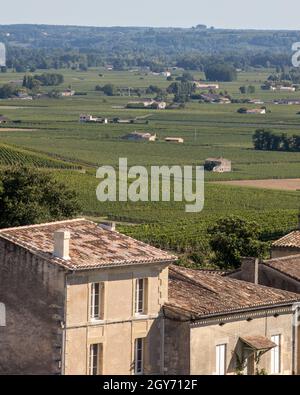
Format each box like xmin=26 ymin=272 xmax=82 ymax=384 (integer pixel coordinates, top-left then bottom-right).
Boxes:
xmin=0 ymin=239 xmax=65 ymax=374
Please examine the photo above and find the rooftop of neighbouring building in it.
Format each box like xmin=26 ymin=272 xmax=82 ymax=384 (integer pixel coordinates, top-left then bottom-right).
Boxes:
xmin=263 ymin=254 xmax=300 ymax=282
xmin=165 ymin=265 xmax=300 ymax=320
xmin=0 ymin=218 xmax=177 ymax=271
xmin=272 ymin=230 xmax=300 ymax=249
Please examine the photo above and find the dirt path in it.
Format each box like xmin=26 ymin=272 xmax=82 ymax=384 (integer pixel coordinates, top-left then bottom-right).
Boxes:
xmin=214 ymin=179 xmax=300 ymax=191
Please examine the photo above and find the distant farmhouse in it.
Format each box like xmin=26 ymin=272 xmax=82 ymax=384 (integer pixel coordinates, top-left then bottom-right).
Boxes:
xmin=60 ymin=89 xmax=75 ymax=97
xmin=200 ymin=93 xmax=231 ymax=104
xmin=165 ymin=137 xmax=184 ymax=144
xmin=274 ymin=99 xmax=300 ymax=105
xmin=238 ymin=108 xmax=266 ymax=115
xmin=122 ymin=132 xmax=157 ymax=142
xmin=267 ymin=85 xmax=296 ymax=92
xmin=127 ymin=99 xmax=167 ymax=110
xmin=204 ymin=157 xmax=232 ymax=173
xmin=79 ymin=114 xmax=108 ymax=124
xmin=194 ymin=82 xmax=220 ymax=90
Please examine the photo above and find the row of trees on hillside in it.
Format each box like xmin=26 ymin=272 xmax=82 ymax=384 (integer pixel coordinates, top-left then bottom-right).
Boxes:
xmin=253 ymin=129 xmax=300 ymax=152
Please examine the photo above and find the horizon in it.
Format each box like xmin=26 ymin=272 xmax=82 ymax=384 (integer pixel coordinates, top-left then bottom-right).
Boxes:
xmin=0 ymin=23 xmax=300 ymax=32
xmin=0 ymin=0 xmax=300 ymax=30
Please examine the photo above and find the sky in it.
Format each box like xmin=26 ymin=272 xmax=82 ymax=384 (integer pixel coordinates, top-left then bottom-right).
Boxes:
xmin=0 ymin=0 xmax=300 ymax=30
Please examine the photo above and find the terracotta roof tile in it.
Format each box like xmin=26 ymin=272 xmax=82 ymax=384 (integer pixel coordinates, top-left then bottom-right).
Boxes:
xmin=263 ymin=255 xmax=300 ymax=282
xmin=166 ymin=265 xmax=300 ymax=319
xmin=0 ymin=219 xmax=177 ymax=271
xmin=272 ymin=230 xmax=300 ymax=249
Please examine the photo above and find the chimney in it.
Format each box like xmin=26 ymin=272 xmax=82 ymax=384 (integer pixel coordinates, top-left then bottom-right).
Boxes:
xmin=240 ymin=257 xmax=259 ymax=284
xmin=99 ymin=222 xmax=116 ymax=231
xmin=53 ymin=230 xmax=70 ymax=260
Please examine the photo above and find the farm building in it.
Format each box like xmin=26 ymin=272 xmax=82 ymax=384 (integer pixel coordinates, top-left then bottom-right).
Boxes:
xmin=0 ymin=116 xmax=9 ymax=124
xmin=161 ymin=71 xmax=171 ymax=78
xmin=127 ymin=99 xmax=167 ymax=110
xmin=122 ymin=132 xmax=157 ymax=142
xmin=60 ymin=89 xmax=75 ymax=97
xmin=204 ymin=157 xmax=232 ymax=173
xmin=194 ymin=82 xmax=219 ymax=90
xmin=238 ymin=108 xmax=266 ymax=114
xmin=200 ymin=93 xmax=231 ymax=104
xmin=246 ymin=108 xmax=266 ymax=114
xmin=279 ymin=86 xmax=296 ymax=92
xmin=79 ymin=114 xmax=108 ymax=123
xmin=274 ymin=99 xmax=300 ymax=105
xmin=165 ymin=137 xmax=184 ymax=144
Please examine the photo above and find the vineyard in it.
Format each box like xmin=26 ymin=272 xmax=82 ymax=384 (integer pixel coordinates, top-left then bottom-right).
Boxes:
xmin=0 ymin=143 xmax=79 ymax=169
xmin=0 ymin=67 xmax=300 ymax=265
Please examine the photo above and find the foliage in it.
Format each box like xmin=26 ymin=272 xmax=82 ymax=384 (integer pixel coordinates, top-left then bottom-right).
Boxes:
xmin=205 ymin=64 xmax=237 ymax=82
xmin=253 ymin=129 xmax=300 ymax=152
xmin=207 ymin=216 xmax=267 ymax=269
xmin=0 ymin=83 xmax=19 ymax=99
xmin=0 ymin=166 xmax=81 ymax=228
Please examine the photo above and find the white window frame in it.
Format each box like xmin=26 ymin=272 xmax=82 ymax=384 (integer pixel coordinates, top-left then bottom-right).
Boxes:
xmin=216 ymin=344 xmax=226 ymax=375
xmin=271 ymin=335 xmax=281 ymax=374
xmin=135 ymin=278 xmax=145 ymax=315
xmin=134 ymin=338 xmax=144 ymax=375
xmin=90 ymin=282 xmax=103 ymax=321
xmin=89 ymin=343 xmax=102 ymax=375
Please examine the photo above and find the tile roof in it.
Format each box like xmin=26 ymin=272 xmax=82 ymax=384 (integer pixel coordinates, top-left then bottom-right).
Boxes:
xmin=272 ymin=230 xmax=300 ymax=249
xmin=263 ymin=255 xmax=300 ymax=282
xmin=0 ymin=218 xmax=177 ymax=271
xmin=166 ymin=265 xmax=300 ymax=320
xmin=241 ymin=336 xmax=276 ymax=351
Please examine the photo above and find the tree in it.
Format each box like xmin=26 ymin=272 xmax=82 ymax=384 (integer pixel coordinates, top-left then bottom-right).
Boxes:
xmin=205 ymin=64 xmax=237 ymax=82
xmin=0 ymin=84 xmax=19 ymax=99
xmin=208 ymin=216 xmax=266 ymax=269
xmin=101 ymin=84 xmax=117 ymax=96
xmin=239 ymin=86 xmax=247 ymax=94
xmin=0 ymin=166 xmax=82 ymax=228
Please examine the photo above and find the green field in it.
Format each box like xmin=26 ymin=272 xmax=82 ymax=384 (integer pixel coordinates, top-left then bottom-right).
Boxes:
xmin=0 ymin=68 xmax=299 ymax=262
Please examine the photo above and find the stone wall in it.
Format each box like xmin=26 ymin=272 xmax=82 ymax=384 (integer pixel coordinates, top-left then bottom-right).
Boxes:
xmin=164 ymin=319 xmax=190 ymax=374
xmin=0 ymin=239 xmax=65 ymax=374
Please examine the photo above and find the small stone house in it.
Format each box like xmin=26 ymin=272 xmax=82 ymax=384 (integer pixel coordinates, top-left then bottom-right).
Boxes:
xmin=204 ymin=157 xmax=232 ymax=173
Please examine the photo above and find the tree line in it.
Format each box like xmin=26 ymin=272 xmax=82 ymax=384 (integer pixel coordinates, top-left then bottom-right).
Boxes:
xmin=253 ymin=129 xmax=300 ymax=152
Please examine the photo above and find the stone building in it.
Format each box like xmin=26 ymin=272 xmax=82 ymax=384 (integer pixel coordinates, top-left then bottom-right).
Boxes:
xmin=0 ymin=219 xmax=176 ymax=375
xmin=271 ymin=228 xmax=300 ymax=259
xmin=0 ymin=218 xmax=299 ymax=375
xmin=204 ymin=158 xmax=232 ymax=173
xmin=164 ymin=265 xmax=300 ymax=375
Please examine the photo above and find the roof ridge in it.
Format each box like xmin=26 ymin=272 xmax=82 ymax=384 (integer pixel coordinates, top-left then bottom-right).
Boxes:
xmin=0 ymin=217 xmax=87 ymax=233
xmin=265 ymin=253 xmax=300 ymax=263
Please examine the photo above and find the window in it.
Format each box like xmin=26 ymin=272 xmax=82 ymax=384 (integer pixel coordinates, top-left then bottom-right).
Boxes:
xmin=134 ymin=338 xmax=144 ymax=374
xmin=271 ymin=335 xmax=281 ymax=374
xmin=90 ymin=282 xmax=103 ymax=320
xmin=135 ymin=278 xmax=146 ymax=315
xmin=216 ymin=344 xmax=226 ymax=375
xmin=89 ymin=344 xmax=102 ymax=375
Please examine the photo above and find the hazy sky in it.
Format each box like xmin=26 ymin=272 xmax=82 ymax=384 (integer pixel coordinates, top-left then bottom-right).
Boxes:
xmin=0 ymin=0 xmax=300 ymax=29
